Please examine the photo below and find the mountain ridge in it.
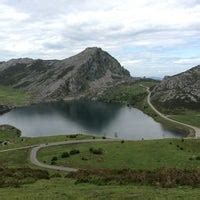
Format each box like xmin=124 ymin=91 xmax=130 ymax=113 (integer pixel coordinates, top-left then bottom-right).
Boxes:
xmin=151 ymin=65 xmax=200 ymax=109
xmin=0 ymin=47 xmax=132 ymax=102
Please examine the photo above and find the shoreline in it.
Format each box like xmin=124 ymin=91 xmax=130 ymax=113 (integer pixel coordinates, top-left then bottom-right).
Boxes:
xmin=0 ymin=99 xmax=192 ymax=140
xmin=0 ymin=81 xmax=197 ymax=140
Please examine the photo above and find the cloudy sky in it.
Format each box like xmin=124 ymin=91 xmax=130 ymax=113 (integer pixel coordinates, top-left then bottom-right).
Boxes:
xmin=0 ymin=0 xmax=200 ymax=77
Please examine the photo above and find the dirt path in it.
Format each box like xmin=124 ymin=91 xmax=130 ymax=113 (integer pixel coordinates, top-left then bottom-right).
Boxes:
xmin=142 ymin=85 xmax=200 ymax=138
xmin=0 ymin=145 xmax=37 ymax=153
xmin=30 ymin=139 xmax=118 ymax=172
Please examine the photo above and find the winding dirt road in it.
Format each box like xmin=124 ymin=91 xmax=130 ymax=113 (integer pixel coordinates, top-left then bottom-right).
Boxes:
xmin=143 ymin=86 xmax=200 ymax=138
xmin=30 ymin=139 xmax=118 ymax=172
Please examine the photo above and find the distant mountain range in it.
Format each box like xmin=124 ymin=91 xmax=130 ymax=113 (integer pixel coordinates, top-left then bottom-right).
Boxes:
xmin=0 ymin=47 xmax=132 ymax=102
xmin=151 ymin=65 xmax=200 ymax=109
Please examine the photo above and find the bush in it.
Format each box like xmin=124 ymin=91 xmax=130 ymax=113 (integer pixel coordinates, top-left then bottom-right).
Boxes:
xmin=69 ymin=135 xmax=78 ymax=139
xmin=51 ymin=156 xmax=58 ymax=162
xmin=0 ymin=167 xmax=49 ymax=188
xmin=70 ymin=149 xmax=80 ymax=155
xmin=89 ymin=148 xmax=103 ymax=155
xmin=121 ymin=140 xmax=125 ymax=144
xmin=67 ymin=168 xmax=200 ymax=188
xmin=51 ymin=173 xmax=62 ymax=178
xmin=81 ymin=157 xmax=89 ymax=161
xmin=89 ymin=147 xmax=94 ymax=152
xmin=51 ymin=161 xmax=56 ymax=165
xmin=61 ymin=152 xmax=70 ymax=158
xmin=196 ymin=156 xmax=200 ymax=160
xmin=102 ymin=136 xmax=106 ymax=139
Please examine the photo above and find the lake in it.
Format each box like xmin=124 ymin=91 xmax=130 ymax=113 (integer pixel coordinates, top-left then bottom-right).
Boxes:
xmin=0 ymin=101 xmax=186 ymax=140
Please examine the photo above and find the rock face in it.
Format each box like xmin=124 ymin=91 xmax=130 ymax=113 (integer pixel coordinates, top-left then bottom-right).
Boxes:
xmin=151 ymin=65 xmax=200 ymax=109
xmin=0 ymin=105 xmax=14 ymax=115
xmin=0 ymin=47 xmax=131 ymax=102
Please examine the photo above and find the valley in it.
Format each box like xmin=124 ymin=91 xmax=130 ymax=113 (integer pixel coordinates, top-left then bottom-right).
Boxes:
xmin=0 ymin=48 xmax=199 ymax=200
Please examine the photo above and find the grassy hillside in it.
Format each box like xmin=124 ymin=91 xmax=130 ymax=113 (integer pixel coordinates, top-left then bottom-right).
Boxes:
xmin=170 ymin=110 xmax=200 ymax=128
xmin=0 ymin=86 xmax=30 ymax=106
xmin=99 ymin=79 xmax=157 ymax=106
xmin=38 ymin=139 xmax=200 ymax=170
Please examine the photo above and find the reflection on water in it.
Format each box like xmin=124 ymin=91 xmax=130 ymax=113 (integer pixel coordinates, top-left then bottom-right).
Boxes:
xmin=0 ymin=101 xmax=186 ymax=140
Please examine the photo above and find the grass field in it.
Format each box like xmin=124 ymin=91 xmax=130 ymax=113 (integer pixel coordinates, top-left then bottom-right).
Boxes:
xmin=0 ymin=178 xmax=200 ymax=200
xmin=0 ymin=86 xmax=30 ymax=106
xmin=38 ymin=139 xmax=200 ymax=170
xmin=1 ymin=127 xmax=200 ymax=199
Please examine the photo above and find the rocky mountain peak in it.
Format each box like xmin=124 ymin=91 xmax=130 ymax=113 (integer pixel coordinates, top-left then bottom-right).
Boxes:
xmin=0 ymin=47 xmax=132 ymax=102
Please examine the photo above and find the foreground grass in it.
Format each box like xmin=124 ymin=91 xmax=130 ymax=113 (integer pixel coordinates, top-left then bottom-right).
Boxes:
xmin=0 ymin=178 xmax=200 ymax=200
xmin=0 ymin=86 xmax=30 ymax=106
xmin=1 ymin=128 xmax=200 ymax=199
xmin=38 ymin=139 xmax=200 ymax=170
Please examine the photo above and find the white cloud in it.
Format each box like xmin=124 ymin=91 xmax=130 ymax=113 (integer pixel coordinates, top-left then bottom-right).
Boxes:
xmin=174 ymin=58 xmax=200 ymax=64
xmin=0 ymin=3 xmax=29 ymax=21
xmin=121 ymin=60 xmax=143 ymax=65
xmin=0 ymin=0 xmax=200 ymax=77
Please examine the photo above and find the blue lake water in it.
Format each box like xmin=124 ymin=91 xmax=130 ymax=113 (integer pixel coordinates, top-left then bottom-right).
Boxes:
xmin=0 ymin=101 xmax=185 ymax=140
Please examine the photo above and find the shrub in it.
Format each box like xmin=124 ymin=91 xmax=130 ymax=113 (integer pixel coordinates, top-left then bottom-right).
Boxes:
xmin=70 ymin=149 xmax=80 ymax=155
xmin=121 ymin=140 xmax=125 ymax=144
xmin=51 ymin=161 xmax=56 ymax=165
xmin=102 ymin=136 xmax=106 ymax=139
xmin=81 ymin=157 xmax=89 ymax=161
xmin=69 ymin=135 xmax=77 ymax=139
xmin=89 ymin=148 xmax=103 ymax=155
xmin=0 ymin=168 xmax=49 ymax=188
xmin=67 ymin=168 xmax=200 ymax=188
xmin=51 ymin=173 xmax=62 ymax=178
xmin=61 ymin=152 xmax=70 ymax=158
xmin=51 ymin=156 xmax=58 ymax=162
xmin=196 ymin=156 xmax=200 ymax=160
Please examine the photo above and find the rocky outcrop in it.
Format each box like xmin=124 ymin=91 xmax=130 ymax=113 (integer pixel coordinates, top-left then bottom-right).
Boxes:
xmin=151 ymin=65 xmax=200 ymax=109
xmin=0 ymin=105 xmax=14 ymax=115
xmin=0 ymin=47 xmax=132 ymax=102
